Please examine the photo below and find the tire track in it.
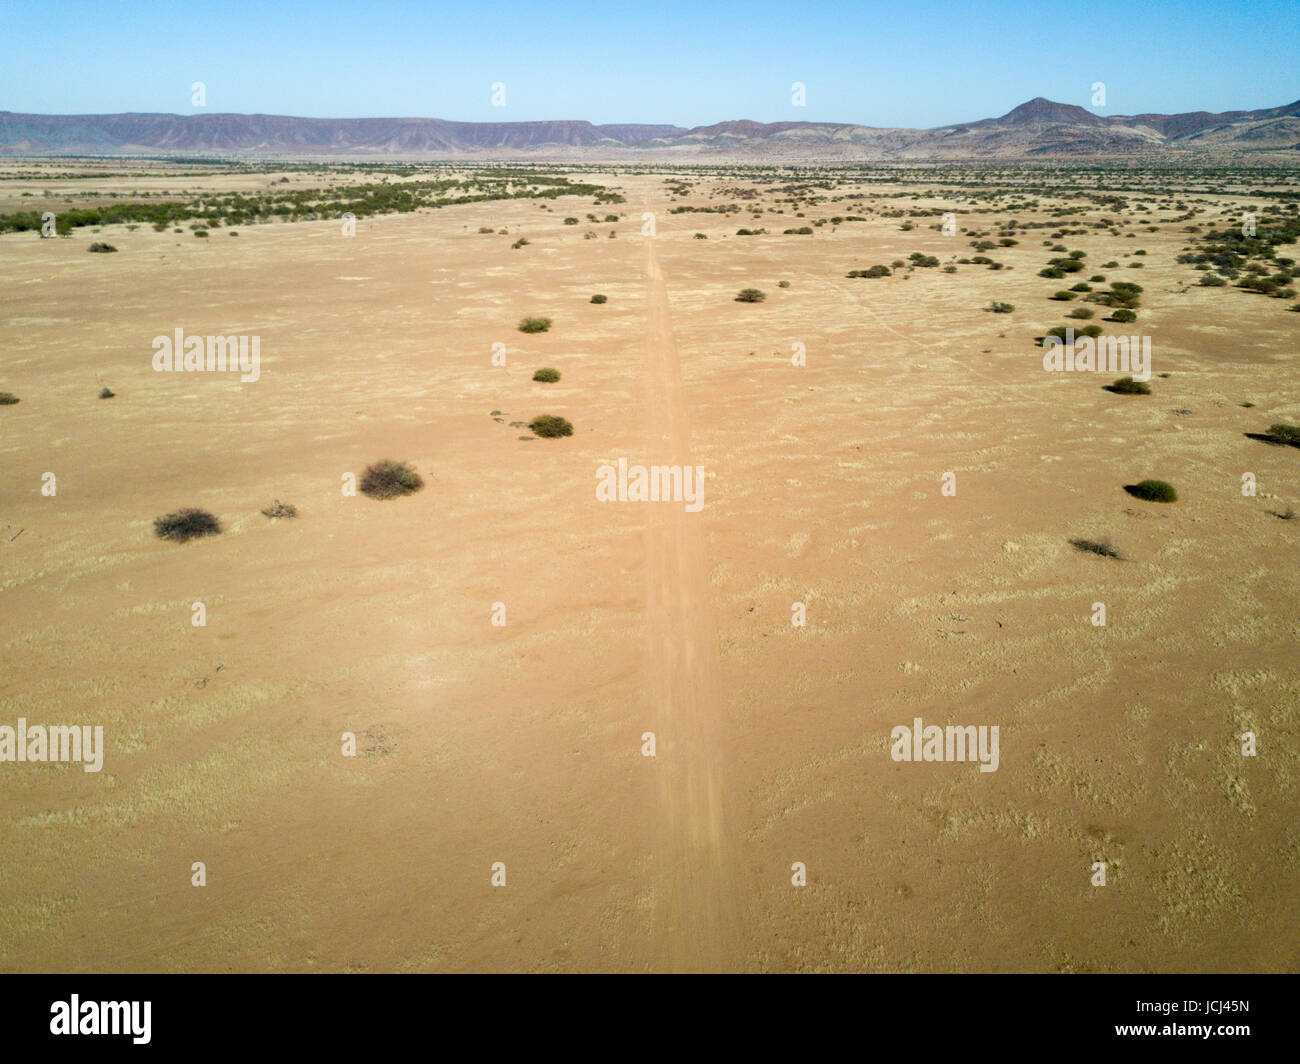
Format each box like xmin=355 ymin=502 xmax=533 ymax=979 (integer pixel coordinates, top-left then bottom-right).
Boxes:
xmin=640 ymin=214 xmax=741 ymax=971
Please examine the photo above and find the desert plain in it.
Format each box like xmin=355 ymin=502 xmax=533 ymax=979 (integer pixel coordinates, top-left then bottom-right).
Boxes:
xmin=1 ymin=160 xmax=1297 ymax=972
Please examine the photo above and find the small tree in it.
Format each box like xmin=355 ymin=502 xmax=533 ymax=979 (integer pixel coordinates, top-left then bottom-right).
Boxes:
xmin=1264 ymin=423 xmax=1300 ymax=446
xmin=735 ymin=288 xmax=766 ymax=303
xmin=360 ymin=460 xmax=424 ymax=500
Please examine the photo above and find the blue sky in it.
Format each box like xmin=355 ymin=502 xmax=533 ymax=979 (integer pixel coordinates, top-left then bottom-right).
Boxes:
xmin=3 ymin=0 xmax=1296 ymax=127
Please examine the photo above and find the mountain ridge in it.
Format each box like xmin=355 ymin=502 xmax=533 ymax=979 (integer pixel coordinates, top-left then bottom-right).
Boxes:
xmin=2 ymin=98 xmax=1297 ymax=158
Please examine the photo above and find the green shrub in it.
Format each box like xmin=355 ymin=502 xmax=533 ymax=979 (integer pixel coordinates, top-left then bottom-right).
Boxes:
xmin=735 ymin=288 xmax=766 ymax=303
xmin=99 ymin=386 xmax=115 ymax=399
xmin=1264 ymin=423 xmax=1300 ymax=446
xmin=1070 ymin=538 xmax=1121 ymax=559
xmin=0 ymin=392 xmax=19 ymax=405
xmin=88 ymin=242 xmax=117 ymax=253
xmin=261 ymin=499 xmax=298 ymax=519
xmin=532 ymin=368 xmax=561 ymax=383
xmin=1051 ymin=290 xmax=1077 ymax=301
xmin=1042 ymin=323 xmax=1103 ymax=344
xmin=360 ymin=459 xmax=424 ymax=500
xmin=590 ymin=294 xmax=607 ymax=304
xmin=778 ymin=280 xmax=791 ymax=288
xmin=529 ymin=414 xmax=573 ymax=438
xmin=1067 ymin=307 xmax=1094 ymax=319
xmin=848 ymin=265 xmax=890 ymax=278
xmin=1104 ymin=376 xmax=1151 ymax=395
xmin=518 ymin=316 xmax=552 ymax=333
xmin=1125 ymin=479 xmax=1177 ymax=503
xmin=1109 ymin=308 xmax=1138 ymax=323
xmin=988 ymin=301 xmax=1014 ymax=313
xmin=154 ymin=508 xmax=221 ymax=542
xmin=563 ymin=217 xmax=579 ymax=225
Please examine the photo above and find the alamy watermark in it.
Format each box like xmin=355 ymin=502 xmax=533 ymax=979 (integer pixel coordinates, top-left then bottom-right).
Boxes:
xmin=890 ymin=717 xmax=1000 ymax=772
xmin=1 ymin=718 xmax=104 ymax=772
xmin=596 ymin=459 xmax=705 ymax=511
xmin=152 ymin=328 xmax=261 ymax=382
xmin=1042 ymin=328 xmax=1151 ymax=381
xmin=50 ymin=995 xmax=150 ymax=1044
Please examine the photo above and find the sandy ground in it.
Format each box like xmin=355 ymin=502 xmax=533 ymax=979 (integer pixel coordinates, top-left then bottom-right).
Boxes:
xmin=1 ymin=168 xmax=1297 ymax=972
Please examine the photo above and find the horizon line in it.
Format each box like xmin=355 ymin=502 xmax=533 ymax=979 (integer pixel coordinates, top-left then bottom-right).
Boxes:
xmin=4 ymin=93 xmax=1298 ymax=133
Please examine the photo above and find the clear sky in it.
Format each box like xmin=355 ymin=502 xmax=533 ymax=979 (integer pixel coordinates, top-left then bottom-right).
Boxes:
xmin=3 ymin=0 xmax=1296 ymax=127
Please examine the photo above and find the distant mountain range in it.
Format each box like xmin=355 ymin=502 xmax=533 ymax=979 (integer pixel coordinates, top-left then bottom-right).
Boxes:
xmin=2 ymin=98 xmax=1298 ymax=159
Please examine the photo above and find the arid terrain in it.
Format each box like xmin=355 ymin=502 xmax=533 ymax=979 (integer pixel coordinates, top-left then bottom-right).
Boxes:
xmin=1 ymin=160 xmax=1297 ymax=972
